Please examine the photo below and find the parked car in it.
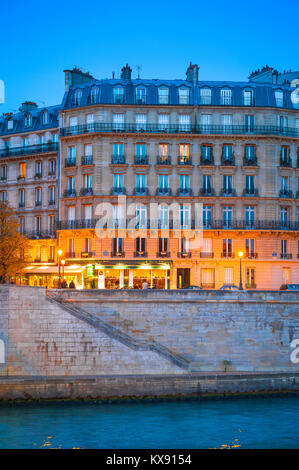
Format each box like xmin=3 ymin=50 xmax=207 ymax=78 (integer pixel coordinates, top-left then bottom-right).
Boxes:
xmin=280 ymin=284 xmax=299 ymax=291
xmin=220 ymin=284 xmax=240 ymax=291
xmin=185 ymin=285 xmax=203 ymax=290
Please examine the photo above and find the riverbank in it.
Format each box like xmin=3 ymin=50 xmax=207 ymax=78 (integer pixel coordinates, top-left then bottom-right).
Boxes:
xmin=0 ymin=372 xmax=298 ymax=402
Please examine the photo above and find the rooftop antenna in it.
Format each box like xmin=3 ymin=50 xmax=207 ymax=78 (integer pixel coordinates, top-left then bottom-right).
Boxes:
xmin=137 ymin=65 xmax=142 ymax=79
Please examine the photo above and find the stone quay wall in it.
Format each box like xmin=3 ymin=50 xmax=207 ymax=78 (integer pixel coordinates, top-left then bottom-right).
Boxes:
xmin=0 ymin=286 xmax=298 ymax=399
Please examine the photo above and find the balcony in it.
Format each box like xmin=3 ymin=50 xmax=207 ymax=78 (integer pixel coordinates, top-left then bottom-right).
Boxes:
xmin=177 ymin=188 xmax=193 ymax=196
xmin=134 ymin=188 xmax=149 ymax=196
xmin=243 ymin=188 xmax=259 ymax=197
xmin=60 ymin=123 xmax=299 ymax=138
xmin=177 ymin=156 xmax=192 ymax=165
xmin=243 ymin=157 xmax=258 ymax=166
xmin=246 ymin=283 xmax=257 ymax=289
xmin=81 ymin=155 xmax=93 ymax=165
xmin=66 ymin=252 xmax=76 ymax=258
xmin=80 ymin=188 xmax=93 ymax=196
xmin=200 ymin=252 xmax=214 ymax=258
xmin=111 ymin=155 xmax=126 ymax=164
xmin=280 ymin=253 xmax=292 ymax=259
xmin=279 ymin=189 xmax=293 ymax=198
xmin=111 ymin=251 xmax=125 ymax=257
xmin=63 ymin=189 xmax=76 ymax=198
xmin=156 ymin=188 xmax=172 ymax=196
xmin=81 ymin=251 xmax=95 ymax=258
xmin=0 ymin=142 xmax=58 ymax=158
xmin=34 ymin=172 xmax=42 ymax=179
xmin=221 ymin=156 xmax=235 ymax=166
xmin=221 ymin=188 xmax=236 ymax=197
xmin=111 ymin=187 xmax=126 ymax=195
xmin=35 ymin=201 xmax=42 ymax=207
xmin=157 ymin=155 xmax=171 ymax=165
xmin=221 ymin=252 xmax=234 ymax=258
xmin=200 ymin=283 xmax=215 ymax=289
xmin=134 ymin=155 xmax=148 ymax=165
xmin=134 ymin=251 xmax=148 ymax=257
xmin=280 ymin=158 xmax=292 ymax=168
xmin=48 ymin=171 xmax=56 ymax=176
xmin=157 ymin=251 xmax=170 ymax=258
xmin=113 ymin=96 xmax=125 ymax=104
xmin=25 ymin=230 xmax=56 ymax=239
xmin=48 ymin=199 xmax=56 ymax=206
xmin=246 ymin=252 xmax=258 ymax=259
xmin=177 ymin=251 xmax=192 ymax=258
xmin=0 ymin=176 xmax=7 ymax=182
xmin=200 ymin=156 xmax=214 ymax=166
xmin=199 ymin=188 xmax=215 ymax=196
xmin=65 ymin=158 xmax=76 ymax=168
xmin=18 ymin=202 xmax=25 ymax=208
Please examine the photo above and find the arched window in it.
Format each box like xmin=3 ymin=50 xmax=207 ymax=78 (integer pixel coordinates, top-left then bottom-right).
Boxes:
xmin=113 ymin=86 xmax=124 ymax=104
xmin=0 ymin=339 xmax=5 ymax=364
xmin=220 ymin=88 xmax=232 ymax=105
xmin=243 ymin=89 xmax=254 ymax=106
xmin=73 ymin=90 xmax=82 ymax=106
xmin=42 ymin=111 xmax=48 ymax=124
xmin=136 ymin=86 xmax=146 ymax=104
xmin=200 ymin=88 xmax=212 ymax=105
xmin=24 ymin=113 xmax=32 ymax=127
xmin=158 ymin=87 xmax=169 ymax=104
xmin=90 ymin=87 xmax=99 ymax=104
xmin=178 ymin=87 xmax=189 ymax=105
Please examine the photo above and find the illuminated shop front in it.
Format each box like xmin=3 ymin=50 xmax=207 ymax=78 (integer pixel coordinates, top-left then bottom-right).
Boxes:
xmin=17 ymin=264 xmax=86 ymax=288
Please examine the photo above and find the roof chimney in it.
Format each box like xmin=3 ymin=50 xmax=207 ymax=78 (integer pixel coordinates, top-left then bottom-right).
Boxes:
xmin=19 ymin=101 xmax=38 ymax=112
xmin=63 ymin=67 xmax=94 ymax=91
xmin=186 ymin=62 xmax=199 ymax=84
xmin=120 ymin=64 xmax=132 ymax=80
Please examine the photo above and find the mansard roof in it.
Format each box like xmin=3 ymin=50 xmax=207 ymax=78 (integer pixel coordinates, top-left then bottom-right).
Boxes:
xmin=0 ymin=105 xmax=60 ymax=137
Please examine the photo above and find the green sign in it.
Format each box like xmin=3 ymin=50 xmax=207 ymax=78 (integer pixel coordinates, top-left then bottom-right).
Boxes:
xmin=86 ymin=265 xmax=95 ymax=276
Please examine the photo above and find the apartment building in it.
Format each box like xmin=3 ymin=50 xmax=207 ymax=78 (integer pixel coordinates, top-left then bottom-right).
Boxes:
xmin=1 ymin=63 xmax=299 ymax=289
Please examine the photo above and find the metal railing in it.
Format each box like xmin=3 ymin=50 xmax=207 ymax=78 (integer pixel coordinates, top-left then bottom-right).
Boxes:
xmin=60 ymin=123 xmax=299 ymax=138
xmin=65 ymin=158 xmax=76 ymax=167
xmin=280 ymin=253 xmax=292 ymax=259
xmin=63 ymin=189 xmax=76 ymax=198
xmin=177 ymin=251 xmax=192 ymax=258
xmin=111 ymin=155 xmax=126 ymax=164
xmin=177 ymin=156 xmax=192 ymax=165
xmin=81 ymin=155 xmax=93 ymax=165
xmin=134 ymin=251 xmax=148 ymax=257
xmin=134 ymin=155 xmax=148 ymax=165
xmin=156 ymin=188 xmax=172 ymax=196
xmin=157 ymin=155 xmax=171 ymax=165
xmin=0 ymin=142 xmax=58 ymax=158
xmin=279 ymin=189 xmax=293 ymax=198
xmin=80 ymin=188 xmax=93 ymax=196
xmin=243 ymin=189 xmax=259 ymax=197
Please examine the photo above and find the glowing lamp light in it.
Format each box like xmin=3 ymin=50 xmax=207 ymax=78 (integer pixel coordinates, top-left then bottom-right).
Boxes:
xmin=58 ymin=249 xmax=63 ymax=256
xmin=61 ymin=259 xmax=66 ymax=265
xmin=238 ymin=251 xmax=244 ymax=258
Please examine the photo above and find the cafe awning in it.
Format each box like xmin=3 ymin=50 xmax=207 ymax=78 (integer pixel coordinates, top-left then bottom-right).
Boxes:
xmin=22 ymin=265 xmax=86 ymax=274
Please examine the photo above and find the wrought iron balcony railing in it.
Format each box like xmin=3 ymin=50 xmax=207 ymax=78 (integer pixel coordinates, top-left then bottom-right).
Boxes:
xmin=18 ymin=202 xmax=25 ymax=208
xmin=246 ymin=252 xmax=258 ymax=259
xmin=134 ymin=188 xmax=149 ymax=195
xmin=24 ymin=230 xmax=56 ymax=239
xmin=280 ymin=253 xmax=292 ymax=259
xmin=243 ymin=157 xmax=258 ymax=166
xmin=111 ymin=187 xmax=126 ymax=195
xmin=280 ymin=158 xmax=292 ymax=168
xmin=48 ymin=199 xmax=56 ymax=206
xmin=134 ymin=155 xmax=148 ymax=165
xmin=63 ymin=189 xmax=76 ymax=198
xmin=157 ymin=155 xmax=171 ymax=165
xmin=65 ymin=158 xmax=76 ymax=167
xmin=56 ymin=218 xmax=299 ymax=231
xmin=156 ymin=188 xmax=172 ymax=196
xmin=199 ymin=188 xmax=215 ymax=196
xmin=81 ymin=155 xmax=93 ymax=165
xmin=243 ymin=188 xmax=259 ymax=197
xmin=0 ymin=142 xmax=58 ymax=158
xmin=222 ymin=188 xmax=236 ymax=196
xmin=200 ymin=156 xmax=214 ymax=166
xmin=221 ymin=156 xmax=235 ymax=166
xmin=279 ymin=189 xmax=293 ymax=198
xmin=157 ymin=251 xmax=170 ymax=258
xmin=134 ymin=251 xmax=148 ymax=257
xmin=111 ymin=155 xmax=126 ymax=164
xmin=111 ymin=251 xmax=125 ymax=257
xmin=221 ymin=252 xmax=234 ymax=258
xmin=177 ymin=251 xmax=192 ymax=258
xmin=80 ymin=188 xmax=93 ymax=196
xmin=177 ymin=188 xmax=193 ymax=196
xmin=60 ymin=123 xmax=299 ymax=138
xmin=177 ymin=156 xmax=192 ymax=165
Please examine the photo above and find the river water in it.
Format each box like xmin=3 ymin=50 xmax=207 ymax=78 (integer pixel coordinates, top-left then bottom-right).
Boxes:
xmin=0 ymin=395 xmax=298 ymax=449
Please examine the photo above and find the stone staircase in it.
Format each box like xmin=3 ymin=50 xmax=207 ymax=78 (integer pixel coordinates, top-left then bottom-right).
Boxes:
xmin=46 ymin=292 xmax=192 ymax=371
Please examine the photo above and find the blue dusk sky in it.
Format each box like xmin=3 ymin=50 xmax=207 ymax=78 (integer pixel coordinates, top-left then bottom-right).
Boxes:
xmin=0 ymin=0 xmax=298 ymax=113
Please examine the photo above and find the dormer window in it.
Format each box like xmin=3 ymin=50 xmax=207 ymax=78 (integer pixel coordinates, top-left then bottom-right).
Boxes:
xmin=275 ymin=90 xmax=284 ymax=107
xmin=7 ymin=119 xmax=13 ymax=130
xmin=90 ymin=87 xmax=99 ymax=104
xmin=200 ymin=88 xmax=212 ymax=105
xmin=220 ymin=89 xmax=232 ymax=105
xmin=42 ymin=111 xmax=48 ymax=125
xmin=73 ymin=90 xmax=82 ymax=106
xmin=136 ymin=86 xmax=146 ymax=104
xmin=24 ymin=113 xmax=32 ymax=127
xmin=243 ymin=90 xmax=254 ymax=106
xmin=158 ymin=87 xmax=169 ymax=105
xmin=113 ymin=86 xmax=124 ymax=104
xmin=178 ymin=87 xmax=189 ymax=105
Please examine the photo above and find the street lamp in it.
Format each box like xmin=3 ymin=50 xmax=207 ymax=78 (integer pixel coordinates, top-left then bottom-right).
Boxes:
xmin=61 ymin=259 xmax=65 ymax=284
xmin=58 ymin=249 xmax=63 ymax=289
xmin=238 ymin=250 xmax=244 ymax=290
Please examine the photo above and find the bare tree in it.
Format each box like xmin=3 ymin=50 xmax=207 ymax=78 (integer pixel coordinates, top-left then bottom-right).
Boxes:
xmin=0 ymin=202 xmax=30 ymax=282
